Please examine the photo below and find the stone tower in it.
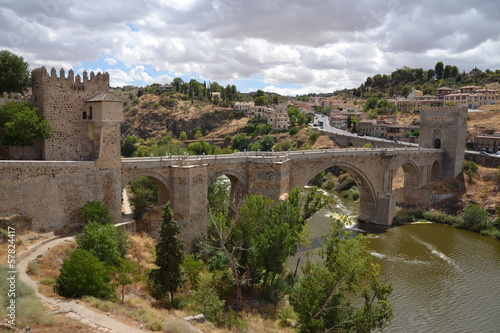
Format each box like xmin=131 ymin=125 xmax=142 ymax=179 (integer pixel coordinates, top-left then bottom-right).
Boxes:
xmin=419 ymin=106 xmax=468 ymax=180
xmin=31 ymin=67 xmax=122 ymax=165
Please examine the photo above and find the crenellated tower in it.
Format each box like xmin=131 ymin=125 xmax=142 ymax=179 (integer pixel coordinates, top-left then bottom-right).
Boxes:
xmin=419 ymin=106 xmax=468 ymax=180
xmin=31 ymin=66 xmax=122 ymax=166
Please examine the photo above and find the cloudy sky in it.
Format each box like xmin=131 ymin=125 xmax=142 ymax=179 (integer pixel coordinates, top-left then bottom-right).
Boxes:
xmin=1 ymin=0 xmax=499 ymax=95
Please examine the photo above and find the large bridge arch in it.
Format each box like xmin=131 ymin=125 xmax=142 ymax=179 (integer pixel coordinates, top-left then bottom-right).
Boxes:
xmin=207 ymin=169 xmax=247 ymax=215
xmin=391 ymin=159 xmax=421 ymax=207
xmin=294 ymin=160 xmax=379 ymax=224
xmin=122 ymin=170 xmax=172 ymax=205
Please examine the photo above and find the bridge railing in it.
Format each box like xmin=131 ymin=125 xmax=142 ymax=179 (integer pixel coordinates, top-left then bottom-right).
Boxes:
xmin=121 ymin=146 xmax=441 ymax=167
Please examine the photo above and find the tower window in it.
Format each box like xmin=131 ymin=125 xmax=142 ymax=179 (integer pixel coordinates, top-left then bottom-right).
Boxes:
xmin=89 ymin=106 xmax=93 ymax=120
xmin=82 ymin=111 xmax=87 ymax=119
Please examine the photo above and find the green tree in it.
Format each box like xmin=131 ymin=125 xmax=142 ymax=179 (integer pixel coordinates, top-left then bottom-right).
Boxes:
xmin=111 ymin=260 xmax=136 ymax=303
xmin=290 ymin=215 xmax=393 ymax=332
xmin=0 ymin=102 xmax=51 ymax=147
xmin=76 ymin=221 xmax=125 ymax=267
xmin=121 ymin=135 xmax=139 ymax=157
xmin=179 ymin=131 xmax=187 ymax=141
xmin=181 ymin=254 xmax=205 ymax=289
xmin=208 ymin=177 xmax=231 ymax=216
xmin=0 ymin=50 xmax=30 ymax=93
xmin=189 ymin=273 xmax=225 ymax=326
xmin=149 ymin=202 xmax=185 ymax=302
xmin=231 ymin=133 xmax=249 ymax=151
xmin=461 ymin=204 xmax=490 ymax=231
xmin=130 ymin=176 xmax=157 ymax=220
xmin=435 ymin=61 xmax=444 ymax=80
xmin=56 ymin=249 xmax=114 ymax=299
xmin=78 ymin=201 xmax=114 ymax=225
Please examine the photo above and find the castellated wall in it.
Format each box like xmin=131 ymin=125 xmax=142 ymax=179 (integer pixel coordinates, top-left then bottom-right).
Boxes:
xmin=0 ymin=161 xmax=122 ymax=231
xmin=31 ymin=67 xmax=110 ymax=161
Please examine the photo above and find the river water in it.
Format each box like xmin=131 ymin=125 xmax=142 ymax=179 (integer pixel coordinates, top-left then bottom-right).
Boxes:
xmin=297 ymin=189 xmax=500 ymax=333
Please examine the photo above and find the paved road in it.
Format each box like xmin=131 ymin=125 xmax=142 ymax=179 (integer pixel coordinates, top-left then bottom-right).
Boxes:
xmin=17 ymin=236 xmax=148 ymax=333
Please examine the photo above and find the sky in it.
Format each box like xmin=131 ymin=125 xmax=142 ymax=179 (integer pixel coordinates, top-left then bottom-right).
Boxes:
xmin=1 ymin=0 xmax=499 ymax=96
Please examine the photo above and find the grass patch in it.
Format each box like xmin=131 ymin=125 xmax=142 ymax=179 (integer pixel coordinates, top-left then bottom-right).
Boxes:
xmin=27 ymin=260 xmax=41 ymax=276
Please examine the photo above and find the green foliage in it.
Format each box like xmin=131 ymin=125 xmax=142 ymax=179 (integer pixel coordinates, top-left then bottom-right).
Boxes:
xmin=309 ymin=131 xmax=320 ymax=143
xmin=464 ymin=160 xmax=478 ymax=180
xmin=76 ymin=221 xmax=128 ymax=267
xmin=208 ymin=177 xmax=231 ymax=216
xmin=187 ymin=140 xmax=222 ymax=155
xmin=27 ymin=261 xmax=41 ymax=275
xmin=56 ymin=249 xmax=114 ymax=299
xmin=0 ymin=102 xmax=51 ymax=147
xmin=178 ymin=131 xmax=187 ymax=141
xmin=310 ymin=171 xmax=325 ymax=187
xmin=459 ymin=204 xmax=490 ymax=231
xmin=337 ymin=176 xmax=356 ymax=192
xmin=248 ymin=134 xmax=276 ymax=151
xmin=181 ymin=254 xmax=204 ymax=289
xmin=130 ymin=176 xmax=157 ymax=220
xmin=121 ymin=135 xmax=139 ymax=157
xmin=288 ymin=126 xmax=299 ymax=135
xmin=0 ymin=50 xmax=30 ymax=93
xmin=78 ymin=201 xmax=114 ymax=225
xmin=149 ymin=202 xmax=185 ymax=302
xmin=274 ymin=140 xmax=292 ymax=151
xmin=189 ymin=273 xmax=226 ymax=326
xmin=290 ymin=215 xmax=393 ymax=333
xmin=287 ymin=105 xmax=310 ymax=127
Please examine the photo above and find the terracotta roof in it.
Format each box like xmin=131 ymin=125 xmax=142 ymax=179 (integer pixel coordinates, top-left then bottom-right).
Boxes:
xmin=86 ymin=93 xmax=123 ymax=102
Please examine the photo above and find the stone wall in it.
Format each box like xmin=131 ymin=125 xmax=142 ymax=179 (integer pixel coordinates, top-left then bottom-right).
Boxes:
xmin=0 ymin=161 xmax=122 ymax=231
xmin=31 ymin=67 xmax=110 ymax=161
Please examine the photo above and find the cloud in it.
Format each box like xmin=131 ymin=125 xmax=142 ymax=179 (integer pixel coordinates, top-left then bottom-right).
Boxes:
xmin=0 ymin=0 xmax=499 ymax=93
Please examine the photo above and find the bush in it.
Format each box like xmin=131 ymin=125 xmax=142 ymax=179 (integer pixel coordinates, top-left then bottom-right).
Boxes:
xmin=27 ymin=261 xmax=41 ymax=275
xmin=277 ymin=306 xmax=296 ymax=327
xmin=463 ymin=160 xmax=478 ymax=180
xmin=56 ymin=249 xmax=114 ymax=299
xmin=78 ymin=201 xmax=113 ymax=225
xmin=289 ymin=127 xmax=299 ymax=135
xmin=39 ymin=278 xmax=56 ymax=286
xmin=423 ymin=211 xmax=463 ymax=225
xmin=309 ymin=131 xmax=320 ymax=143
xmin=189 ymin=273 xmax=225 ymax=326
xmin=337 ymin=176 xmax=356 ymax=192
xmin=163 ymin=319 xmax=196 ymax=333
xmin=460 ymin=204 xmax=490 ymax=231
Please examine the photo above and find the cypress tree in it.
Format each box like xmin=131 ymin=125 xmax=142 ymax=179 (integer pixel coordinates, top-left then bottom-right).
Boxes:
xmin=149 ymin=202 xmax=185 ymax=303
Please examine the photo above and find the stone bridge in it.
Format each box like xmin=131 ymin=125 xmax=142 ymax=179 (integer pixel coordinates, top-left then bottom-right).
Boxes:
xmin=122 ymin=147 xmax=444 ymax=244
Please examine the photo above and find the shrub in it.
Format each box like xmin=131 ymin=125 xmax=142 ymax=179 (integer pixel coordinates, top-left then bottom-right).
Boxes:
xmin=309 ymin=131 xmax=320 ymax=143
xmin=277 ymin=306 xmax=296 ymax=327
xmin=181 ymin=254 xmax=204 ymax=289
xmin=27 ymin=261 xmax=41 ymax=276
xmin=463 ymin=160 xmax=478 ymax=180
xmin=78 ymin=201 xmax=113 ymax=225
xmin=56 ymin=249 xmax=114 ymax=299
xmin=163 ymin=319 xmax=195 ymax=333
xmin=423 ymin=211 xmax=463 ymax=225
xmin=289 ymin=127 xmax=299 ymax=135
xmin=460 ymin=204 xmax=490 ymax=231
xmin=39 ymin=278 xmax=56 ymax=286
xmin=189 ymin=273 xmax=225 ymax=326
xmin=337 ymin=176 xmax=356 ymax=192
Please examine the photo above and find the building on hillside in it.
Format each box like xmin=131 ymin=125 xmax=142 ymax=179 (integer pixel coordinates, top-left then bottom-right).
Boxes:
xmin=241 ymin=102 xmax=290 ymax=130
xmin=473 ymin=132 xmax=500 ymax=153
xmin=211 ymin=92 xmax=221 ymax=99
xmin=234 ymin=101 xmax=254 ymax=112
xmin=157 ymin=84 xmax=173 ymax=92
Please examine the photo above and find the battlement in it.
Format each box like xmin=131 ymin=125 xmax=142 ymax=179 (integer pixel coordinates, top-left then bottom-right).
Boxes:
xmin=31 ymin=66 xmax=110 ymax=86
xmin=0 ymin=92 xmax=30 ymax=107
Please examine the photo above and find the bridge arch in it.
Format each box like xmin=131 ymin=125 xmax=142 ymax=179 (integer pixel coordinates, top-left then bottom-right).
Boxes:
xmin=122 ymin=170 xmax=172 ymax=208
xmin=207 ymin=169 xmax=247 ymax=215
xmin=300 ymin=160 xmax=378 ymax=224
xmin=391 ymin=160 xmax=421 ymax=207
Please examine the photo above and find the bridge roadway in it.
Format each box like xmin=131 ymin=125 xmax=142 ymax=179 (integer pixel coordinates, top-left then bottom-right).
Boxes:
xmin=121 ymin=146 xmax=443 ymax=246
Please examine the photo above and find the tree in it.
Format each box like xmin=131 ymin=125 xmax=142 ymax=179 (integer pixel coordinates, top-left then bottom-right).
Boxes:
xmin=231 ymin=133 xmax=249 ymax=151
xmin=76 ymin=221 xmax=124 ymax=267
xmin=290 ymin=215 xmax=393 ymax=333
xmin=111 ymin=260 xmax=136 ymax=303
xmin=435 ymin=61 xmax=444 ymax=80
xmin=179 ymin=131 xmax=187 ymax=141
xmin=0 ymin=50 xmax=30 ymax=94
xmin=461 ymin=204 xmax=490 ymax=231
xmin=56 ymin=249 xmax=114 ymax=299
xmin=78 ymin=201 xmax=114 ymax=225
xmin=149 ymin=202 xmax=185 ymax=303
xmin=121 ymin=135 xmax=139 ymax=157
xmin=0 ymin=102 xmax=51 ymax=147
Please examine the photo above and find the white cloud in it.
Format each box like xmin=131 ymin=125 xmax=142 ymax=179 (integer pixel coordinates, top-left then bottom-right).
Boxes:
xmin=0 ymin=0 xmax=499 ymax=91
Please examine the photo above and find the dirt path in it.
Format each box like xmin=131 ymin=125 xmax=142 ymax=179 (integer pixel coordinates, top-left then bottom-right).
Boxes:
xmin=17 ymin=236 xmax=148 ymax=333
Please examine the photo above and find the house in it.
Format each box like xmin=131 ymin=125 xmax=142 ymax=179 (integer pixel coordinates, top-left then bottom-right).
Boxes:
xmin=157 ymin=84 xmax=173 ymax=92
xmin=473 ymin=132 xmax=500 ymax=153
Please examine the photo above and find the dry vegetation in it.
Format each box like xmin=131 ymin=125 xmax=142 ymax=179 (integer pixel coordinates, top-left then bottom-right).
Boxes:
xmin=24 ymin=233 xmax=294 ymax=333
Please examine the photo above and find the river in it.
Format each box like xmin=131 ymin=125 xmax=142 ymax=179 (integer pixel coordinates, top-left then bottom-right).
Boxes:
xmin=295 ymin=189 xmax=500 ymax=332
